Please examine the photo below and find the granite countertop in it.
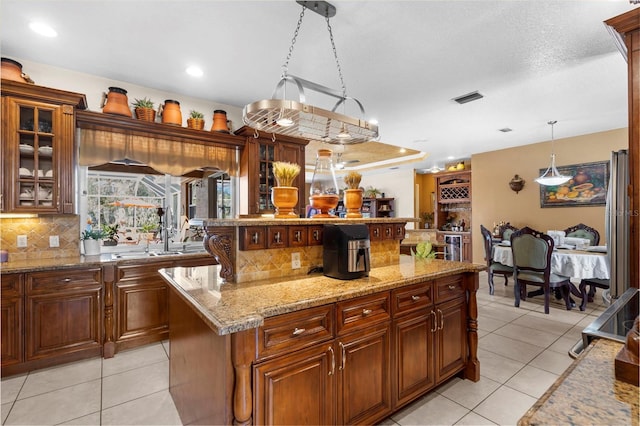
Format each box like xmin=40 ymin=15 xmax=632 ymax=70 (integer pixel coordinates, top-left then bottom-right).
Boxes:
xmin=519 ymin=339 xmax=639 ymax=425
xmin=0 ymin=250 xmax=212 ymax=274
xmin=160 ymin=257 xmax=485 ymax=336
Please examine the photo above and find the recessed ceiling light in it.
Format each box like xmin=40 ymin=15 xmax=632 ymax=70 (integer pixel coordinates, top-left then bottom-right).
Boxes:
xmin=369 ymin=118 xmax=378 ymax=125
xmin=399 ymin=148 xmax=406 ymax=153
xmin=447 ymin=156 xmax=455 ymax=160
xmin=29 ymin=21 xmax=57 ymax=37
xmin=185 ymin=66 xmax=203 ymax=77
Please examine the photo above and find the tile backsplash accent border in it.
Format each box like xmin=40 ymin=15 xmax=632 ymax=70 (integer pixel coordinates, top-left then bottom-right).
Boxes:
xmin=0 ymin=215 xmax=80 ymax=261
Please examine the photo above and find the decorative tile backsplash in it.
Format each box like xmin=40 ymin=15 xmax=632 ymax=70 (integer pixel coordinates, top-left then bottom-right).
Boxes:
xmin=235 ymin=239 xmax=400 ymax=283
xmin=0 ymin=215 xmax=80 ymax=261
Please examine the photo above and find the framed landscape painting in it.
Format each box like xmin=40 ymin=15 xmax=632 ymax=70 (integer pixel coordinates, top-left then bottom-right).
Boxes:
xmin=539 ymin=160 xmax=609 ymax=208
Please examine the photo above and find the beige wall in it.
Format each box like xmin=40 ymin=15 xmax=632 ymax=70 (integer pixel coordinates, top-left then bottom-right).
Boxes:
xmin=471 ymin=128 xmax=628 ymax=263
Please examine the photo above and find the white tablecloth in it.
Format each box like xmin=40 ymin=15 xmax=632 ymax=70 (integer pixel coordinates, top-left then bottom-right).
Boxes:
xmin=492 ymin=245 xmax=610 ymax=280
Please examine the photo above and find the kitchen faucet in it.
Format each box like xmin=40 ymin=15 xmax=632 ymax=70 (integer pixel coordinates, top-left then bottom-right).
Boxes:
xmin=157 ymin=206 xmax=174 ymax=252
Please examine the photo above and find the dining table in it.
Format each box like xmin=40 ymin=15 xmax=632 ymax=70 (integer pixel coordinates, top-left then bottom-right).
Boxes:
xmin=492 ymin=243 xmax=610 ymax=310
xmin=492 ymin=244 xmax=610 ymax=280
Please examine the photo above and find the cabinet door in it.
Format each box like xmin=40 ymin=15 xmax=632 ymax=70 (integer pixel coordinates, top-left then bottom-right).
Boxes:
xmin=278 ymin=141 xmax=305 ymax=216
xmin=2 ymin=97 xmax=74 ymax=213
xmin=1 ymin=274 xmax=24 ymax=367
xmin=337 ymin=323 xmax=392 ymax=425
xmin=393 ymin=310 xmax=435 ymax=407
xmin=25 ymin=269 xmax=102 ymax=361
xmin=435 ymin=297 xmax=467 ymax=383
xmin=254 ymin=343 xmax=335 ymax=425
xmin=115 ymin=262 xmax=172 ymax=350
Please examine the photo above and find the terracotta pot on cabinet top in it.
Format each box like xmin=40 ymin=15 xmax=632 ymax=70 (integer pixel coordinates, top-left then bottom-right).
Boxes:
xmin=102 ymin=87 xmax=132 ymax=117
xmin=1 ymin=58 xmax=32 ymax=83
xmin=161 ymin=100 xmax=182 ymax=126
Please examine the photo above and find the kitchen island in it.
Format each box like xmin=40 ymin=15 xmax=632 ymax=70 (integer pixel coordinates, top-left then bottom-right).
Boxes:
xmin=160 ymin=257 xmax=484 ymax=425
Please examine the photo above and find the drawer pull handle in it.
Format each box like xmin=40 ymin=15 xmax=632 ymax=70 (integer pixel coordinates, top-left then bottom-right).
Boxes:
xmin=448 ymin=285 xmax=456 ymax=290
xmin=328 ymin=346 xmax=335 ymax=375
xmin=63 ymin=278 xmax=72 ymax=282
xmin=274 ymin=232 xmax=281 ymax=244
xmin=292 ymin=327 xmax=305 ymax=336
xmin=339 ymin=342 xmax=346 ymax=371
xmin=251 ymin=232 xmax=260 ymax=244
xmin=438 ymin=309 xmax=444 ymax=330
xmin=313 ymin=230 xmax=320 ymax=241
xmin=411 ymin=295 xmax=420 ymax=301
xmin=294 ymin=231 xmax=301 ymax=242
xmin=430 ymin=310 xmax=437 ymax=332
xmin=362 ymin=309 xmax=372 ymax=316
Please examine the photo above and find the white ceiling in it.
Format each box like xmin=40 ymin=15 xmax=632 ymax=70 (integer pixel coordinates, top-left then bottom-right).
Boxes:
xmin=1 ymin=1 xmax=636 ymax=172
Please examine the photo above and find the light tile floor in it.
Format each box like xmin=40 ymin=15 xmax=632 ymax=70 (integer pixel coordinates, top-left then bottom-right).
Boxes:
xmin=1 ymin=271 xmax=608 ymax=425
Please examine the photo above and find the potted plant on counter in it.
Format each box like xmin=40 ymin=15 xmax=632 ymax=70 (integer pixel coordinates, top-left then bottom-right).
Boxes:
xmin=101 ymin=223 xmax=119 ymax=246
xmin=343 ymin=171 xmax=363 ymax=218
xmin=271 ymin=161 xmax=301 ymax=218
xmin=187 ymin=110 xmax=205 ymax=130
xmin=132 ymin=97 xmax=156 ymax=122
xmin=81 ymin=228 xmax=105 ymax=256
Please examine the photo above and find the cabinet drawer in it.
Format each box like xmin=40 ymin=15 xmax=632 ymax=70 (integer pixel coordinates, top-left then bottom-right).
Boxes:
xmin=382 ymin=224 xmax=395 ymax=240
xmin=394 ymin=223 xmax=406 ymax=240
xmin=267 ymin=226 xmax=288 ymax=249
xmin=1 ymin=273 xmax=23 ymax=297
xmin=391 ymin=281 xmax=433 ymax=317
xmin=307 ymin=225 xmax=323 ymax=246
xmin=435 ymin=274 xmax=465 ymax=303
xmin=240 ymin=226 xmax=266 ymax=250
xmin=337 ymin=292 xmax=390 ymax=336
xmin=369 ymin=224 xmax=383 ymax=241
xmin=26 ymin=268 xmax=102 ymax=293
xmin=288 ymin=226 xmax=308 ymax=247
xmin=257 ymin=304 xmax=335 ymax=361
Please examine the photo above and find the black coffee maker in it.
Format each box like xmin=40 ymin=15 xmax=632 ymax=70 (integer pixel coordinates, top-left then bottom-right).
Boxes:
xmin=323 ymin=224 xmax=371 ymax=280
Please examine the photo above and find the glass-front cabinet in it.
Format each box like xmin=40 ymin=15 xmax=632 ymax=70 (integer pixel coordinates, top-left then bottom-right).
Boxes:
xmin=1 ymin=80 xmax=86 ymax=213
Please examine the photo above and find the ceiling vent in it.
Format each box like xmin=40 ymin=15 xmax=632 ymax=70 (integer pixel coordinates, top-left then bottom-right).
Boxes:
xmin=452 ymin=91 xmax=484 ymax=104
xmin=498 ymin=127 xmax=513 ymax=133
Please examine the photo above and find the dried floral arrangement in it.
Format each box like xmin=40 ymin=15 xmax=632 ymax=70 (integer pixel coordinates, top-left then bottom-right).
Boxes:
xmin=272 ymin=161 xmax=301 ymax=187
xmin=343 ymin=171 xmax=362 ymax=189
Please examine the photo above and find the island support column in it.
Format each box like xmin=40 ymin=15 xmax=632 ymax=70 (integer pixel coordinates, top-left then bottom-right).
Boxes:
xmin=232 ymin=330 xmax=256 ymax=425
xmin=464 ymin=272 xmax=480 ymax=381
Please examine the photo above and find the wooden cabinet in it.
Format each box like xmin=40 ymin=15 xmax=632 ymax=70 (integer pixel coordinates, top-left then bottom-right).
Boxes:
xmin=434 ymin=170 xmax=472 ymax=262
xmin=109 ymin=257 xmax=216 ymax=355
xmin=1 ymin=274 xmax=24 ymax=368
xmin=362 ymin=197 xmax=394 ymax=218
xmin=237 ymin=127 xmax=308 ymax=216
xmin=391 ymin=275 xmax=467 ymax=409
xmin=253 ymin=293 xmax=392 ymax=426
xmin=0 ymin=80 xmax=86 ymax=213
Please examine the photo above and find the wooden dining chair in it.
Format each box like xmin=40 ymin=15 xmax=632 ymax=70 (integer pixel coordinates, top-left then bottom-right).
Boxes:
xmin=563 ymin=223 xmax=600 ymax=246
xmin=579 ymin=278 xmax=610 ymax=310
xmin=480 ymin=225 xmax=513 ymax=295
xmin=498 ymin=223 xmax=519 ymax=242
xmin=510 ymin=227 xmax=582 ymax=314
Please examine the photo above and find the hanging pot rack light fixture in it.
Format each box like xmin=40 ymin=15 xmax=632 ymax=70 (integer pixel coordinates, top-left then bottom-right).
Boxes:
xmin=242 ymin=0 xmax=379 ymax=145
xmin=535 ymin=120 xmax=571 ymax=186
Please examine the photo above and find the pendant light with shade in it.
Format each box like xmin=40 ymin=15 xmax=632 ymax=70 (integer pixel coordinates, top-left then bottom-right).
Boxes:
xmin=535 ymin=120 xmax=571 ymax=186
xmin=242 ymin=1 xmax=378 ymax=145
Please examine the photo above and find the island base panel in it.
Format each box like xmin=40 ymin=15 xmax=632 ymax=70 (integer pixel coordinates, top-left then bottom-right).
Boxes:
xmin=169 ymin=290 xmax=234 ymax=425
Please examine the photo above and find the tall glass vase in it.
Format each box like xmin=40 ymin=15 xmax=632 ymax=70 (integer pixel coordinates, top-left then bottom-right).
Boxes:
xmin=309 ymin=149 xmax=340 ymax=218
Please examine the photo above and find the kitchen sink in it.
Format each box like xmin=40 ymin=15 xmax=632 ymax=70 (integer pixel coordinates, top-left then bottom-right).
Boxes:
xmin=110 ymin=249 xmax=205 ymax=260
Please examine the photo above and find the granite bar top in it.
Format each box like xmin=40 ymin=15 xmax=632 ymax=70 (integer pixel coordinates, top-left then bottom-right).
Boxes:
xmin=159 ymin=257 xmax=485 ymax=336
xmin=202 ymin=217 xmax=418 ymax=226
xmin=0 ymin=251 xmax=211 ymax=274
xmin=519 ymin=339 xmax=639 ymax=425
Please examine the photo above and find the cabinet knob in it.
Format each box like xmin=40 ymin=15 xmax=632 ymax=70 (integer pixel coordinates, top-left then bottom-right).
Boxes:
xmin=63 ymin=278 xmax=72 ymax=282
xmin=448 ymin=285 xmax=456 ymax=290
xmin=292 ymin=327 xmax=305 ymax=336
xmin=411 ymin=295 xmax=420 ymax=301
xmin=362 ymin=308 xmax=372 ymax=316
